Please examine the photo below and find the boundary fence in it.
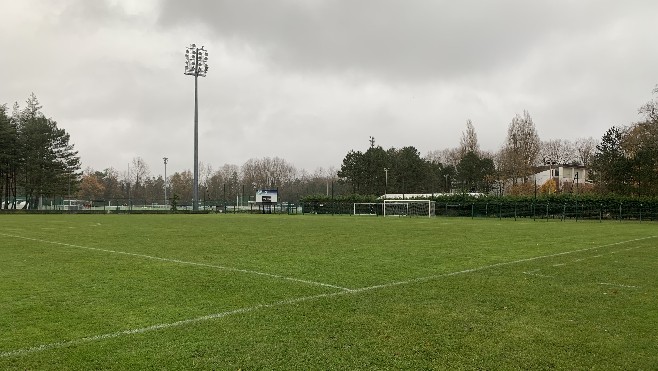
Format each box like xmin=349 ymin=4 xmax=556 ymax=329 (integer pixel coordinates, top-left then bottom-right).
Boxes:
xmin=436 ymin=201 xmax=657 ymax=221
xmin=0 ymin=198 xmax=300 ymax=215
xmin=300 ymin=200 xmax=658 ymax=221
xmin=3 ymin=198 xmax=655 ymax=221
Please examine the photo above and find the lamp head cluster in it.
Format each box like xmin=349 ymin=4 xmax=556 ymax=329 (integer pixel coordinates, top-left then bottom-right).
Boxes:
xmin=184 ymin=43 xmax=209 ymax=77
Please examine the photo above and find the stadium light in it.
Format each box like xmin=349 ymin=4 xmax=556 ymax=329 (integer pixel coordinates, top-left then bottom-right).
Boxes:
xmin=184 ymin=43 xmax=209 ymax=211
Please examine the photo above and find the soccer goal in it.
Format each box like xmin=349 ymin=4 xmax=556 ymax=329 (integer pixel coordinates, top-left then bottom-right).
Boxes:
xmin=353 ymin=202 xmax=382 ymax=216
xmin=383 ymin=200 xmax=436 ymax=218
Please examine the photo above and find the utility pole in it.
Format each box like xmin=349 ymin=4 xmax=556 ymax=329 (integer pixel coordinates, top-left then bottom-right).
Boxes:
xmin=384 ymin=168 xmax=388 ymax=198
xmin=163 ymin=157 xmax=168 ymax=206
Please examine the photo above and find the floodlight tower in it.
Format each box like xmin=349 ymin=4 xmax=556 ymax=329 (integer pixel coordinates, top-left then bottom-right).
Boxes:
xmin=184 ymin=43 xmax=209 ymax=211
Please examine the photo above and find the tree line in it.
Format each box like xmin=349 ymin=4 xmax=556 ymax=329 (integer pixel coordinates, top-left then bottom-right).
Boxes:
xmin=3 ymin=86 xmax=656 ymax=209
xmin=590 ymin=87 xmax=658 ymax=197
xmin=337 ymin=87 xmax=658 ymax=198
xmin=0 ymin=94 xmax=80 ymax=209
xmin=77 ymin=157 xmax=345 ymax=206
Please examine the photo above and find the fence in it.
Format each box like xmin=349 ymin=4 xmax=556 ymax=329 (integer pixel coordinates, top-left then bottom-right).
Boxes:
xmin=299 ymin=200 xmax=658 ymax=221
xmin=0 ymin=198 xmax=300 ymax=215
xmin=437 ymin=201 xmax=658 ymax=221
xmin=4 ymin=198 xmax=655 ymax=221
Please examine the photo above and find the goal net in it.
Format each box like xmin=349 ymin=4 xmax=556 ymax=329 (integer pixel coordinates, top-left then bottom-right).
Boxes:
xmin=383 ymin=200 xmax=436 ymax=218
xmin=353 ymin=202 xmax=382 ymax=216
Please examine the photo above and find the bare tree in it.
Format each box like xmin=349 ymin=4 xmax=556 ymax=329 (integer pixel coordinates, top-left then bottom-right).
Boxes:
xmin=129 ymin=157 xmax=150 ymax=186
xmin=128 ymin=157 xmax=150 ymax=200
xmin=459 ymin=119 xmax=480 ymax=159
xmin=574 ymin=137 xmax=598 ymax=166
xmin=638 ymin=85 xmax=658 ymax=122
xmin=241 ymin=157 xmax=297 ymax=190
xmin=540 ymin=139 xmax=576 ymax=165
xmin=501 ymin=110 xmax=541 ymax=183
xmin=425 ymin=148 xmax=460 ymax=168
xmin=208 ymin=164 xmax=240 ymax=204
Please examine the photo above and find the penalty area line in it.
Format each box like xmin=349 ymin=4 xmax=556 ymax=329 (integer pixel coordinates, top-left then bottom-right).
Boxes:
xmin=0 ymin=232 xmax=352 ymax=292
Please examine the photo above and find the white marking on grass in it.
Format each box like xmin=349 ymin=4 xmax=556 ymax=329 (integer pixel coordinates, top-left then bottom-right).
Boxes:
xmin=523 ymin=269 xmax=554 ymax=278
xmin=349 ymin=235 xmax=657 ymax=294
xmin=1 ymin=235 xmax=655 ymax=358
xmin=0 ymin=291 xmax=345 ymax=358
xmin=598 ymin=282 xmax=638 ymax=288
xmin=0 ymin=232 xmax=351 ymax=292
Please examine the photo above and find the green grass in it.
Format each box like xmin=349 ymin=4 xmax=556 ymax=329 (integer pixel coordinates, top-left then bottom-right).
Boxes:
xmin=1 ymin=214 xmax=657 ymax=369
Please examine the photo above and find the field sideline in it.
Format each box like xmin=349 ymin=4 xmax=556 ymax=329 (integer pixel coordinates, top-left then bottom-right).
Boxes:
xmin=1 ymin=214 xmax=657 ymax=369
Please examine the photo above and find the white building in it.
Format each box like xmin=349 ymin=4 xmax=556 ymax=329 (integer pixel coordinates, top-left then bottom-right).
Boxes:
xmin=531 ymin=164 xmax=590 ymax=190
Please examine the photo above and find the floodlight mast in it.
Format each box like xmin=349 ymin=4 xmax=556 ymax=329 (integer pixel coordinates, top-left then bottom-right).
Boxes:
xmin=184 ymin=44 xmax=209 ymax=211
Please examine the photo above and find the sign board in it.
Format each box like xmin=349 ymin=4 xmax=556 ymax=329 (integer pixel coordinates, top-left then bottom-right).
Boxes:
xmin=256 ymin=189 xmax=278 ymax=204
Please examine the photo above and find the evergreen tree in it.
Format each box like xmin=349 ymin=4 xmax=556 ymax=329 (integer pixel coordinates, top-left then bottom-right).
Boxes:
xmin=0 ymin=94 xmax=81 ymax=208
xmin=591 ymin=126 xmax=629 ymax=195
xmin=0 ymin=105 xmax=19 ymax=208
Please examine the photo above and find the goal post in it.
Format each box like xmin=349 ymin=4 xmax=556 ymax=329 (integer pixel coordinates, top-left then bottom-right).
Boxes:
xmin=353 ymin=202 xmax=382 ymax=216
xmin=383 ymin=199 xmax=435 ymax=218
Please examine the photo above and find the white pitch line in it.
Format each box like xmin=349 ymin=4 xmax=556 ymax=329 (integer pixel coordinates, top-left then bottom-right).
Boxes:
xmin=1 ymin=235 xmax=655 ymax=358
xmin=523 ymin=269 xmax=554 ymax=278
xmin=348 ymin=235 xmax=657 ymax=294
xmin=598 ymin=282 xmax=638 ymax=288
xmin=0 ymin=232 xmax=352 ymax=292
xmin=0 ymin=291 xmax=346 ymax=358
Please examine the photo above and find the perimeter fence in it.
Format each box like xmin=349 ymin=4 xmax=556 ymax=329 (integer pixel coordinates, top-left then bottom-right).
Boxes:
xmin=300 ymin=200 xmax=658 ymax=221
xmin=0 ymin=198 xmax=300 ymax=215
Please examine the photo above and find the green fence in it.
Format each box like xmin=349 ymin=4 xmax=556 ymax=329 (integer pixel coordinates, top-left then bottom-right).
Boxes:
xmin=300 ymin=200 xmax=658 ymax=221
xmin=436 ymin=201 xmax=657 ymax=221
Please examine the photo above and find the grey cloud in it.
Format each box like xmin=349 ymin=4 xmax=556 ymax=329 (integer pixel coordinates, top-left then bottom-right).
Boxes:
xmin=3 ymin=0 xmax=657 ymax=175
xmin=157 ymin=0 xmax=638 ymax=82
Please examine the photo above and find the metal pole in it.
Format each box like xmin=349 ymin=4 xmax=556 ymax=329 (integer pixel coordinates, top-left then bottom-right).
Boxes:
xmin=163 ymin=157 xmax=168 ymax=206
xmin=331 ymin=181 xmax=334 ymax=215
xmin=127 ymin=162 xmax=131 ymax=210
xmin=193 ymin=70 xmax=199 ymax=211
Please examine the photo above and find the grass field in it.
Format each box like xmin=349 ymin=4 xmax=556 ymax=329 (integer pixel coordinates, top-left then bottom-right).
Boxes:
xmin=1 ymin=214 xmax=657 ymax=370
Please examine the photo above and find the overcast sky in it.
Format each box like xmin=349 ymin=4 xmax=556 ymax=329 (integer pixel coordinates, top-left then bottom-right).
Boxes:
xmin=2 ymin=0 xmax=657 ymax=176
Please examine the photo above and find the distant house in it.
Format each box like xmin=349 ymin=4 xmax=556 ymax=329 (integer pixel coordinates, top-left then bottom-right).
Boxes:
xmin=531 ymin=164 xmax=590 ymax=191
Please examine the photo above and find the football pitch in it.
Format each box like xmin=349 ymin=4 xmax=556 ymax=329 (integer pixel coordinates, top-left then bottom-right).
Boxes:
xmin=1 ymin=214 xmax=657 ymax=369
